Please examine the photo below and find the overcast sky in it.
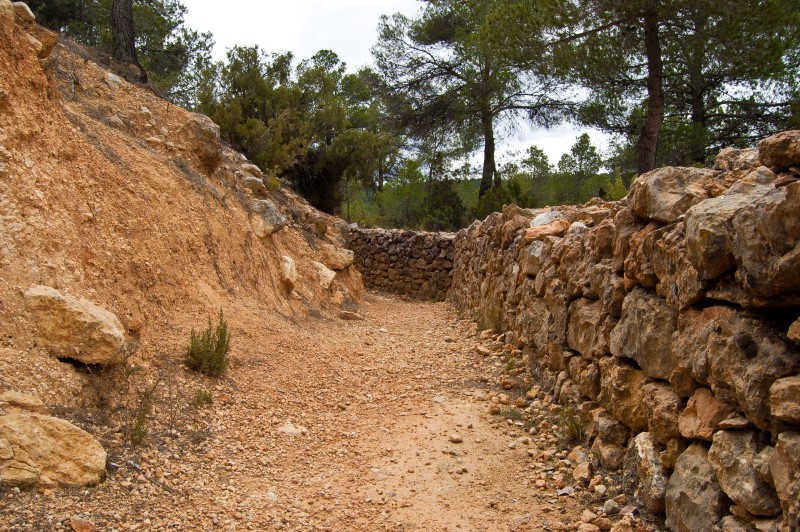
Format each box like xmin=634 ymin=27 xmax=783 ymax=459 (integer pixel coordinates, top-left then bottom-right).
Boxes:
xmin=182 ymin=0 xmax=608 ymax=165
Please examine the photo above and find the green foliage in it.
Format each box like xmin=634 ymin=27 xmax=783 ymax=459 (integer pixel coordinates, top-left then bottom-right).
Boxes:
xmin=558 ymin=405 xmax=585 ymax=445
xmin=192 ymin=388 xmax=213 ymax=407
xmin=501 ymin=408 xmax=525 ymax=421
xmin=28 ymin=0 xmax=213 ymax=103
xmin=129 ymin=383 xmax=156 ymax=446
xmin=185 ymin=309 xmax=230 ymax=378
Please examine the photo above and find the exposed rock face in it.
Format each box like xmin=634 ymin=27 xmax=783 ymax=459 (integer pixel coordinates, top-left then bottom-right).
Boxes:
xmin=310 ymin=261 xmax=335 ymax=290
xmin=665 ymin=443 xmax=730 ymax=531
xmin=628 ymin=166 xmax=720 ymax=223
xmin=708 ymin=430 xmax=782 ymax=517
xmin=349 ymin=228 xmax=454 ymax=300
xmin=251 ymin=199 xmax=287 ymax=237
xmin=0 ymin=413 xmax=106 ymax=488
xmin=0 ymin=391 xmax=47 ymax=414
xmin=179 ymin=113 xmax=222 ymax=173
xmin=622 ymin=432 xmax=669 ymax=514
xmin=24 ymin=285 xmax=126 ymax=365
xmin=319 ymin=243 xmax=354 ymax=271
xmin=439 ymin=133 xmax=800 ymax=527
xmin=770 ymin=432 xmax=800 ymax=530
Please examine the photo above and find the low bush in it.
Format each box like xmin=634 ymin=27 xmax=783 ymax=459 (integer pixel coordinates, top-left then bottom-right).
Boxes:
xmin=185 ymin=309 xmax=230 ymax=377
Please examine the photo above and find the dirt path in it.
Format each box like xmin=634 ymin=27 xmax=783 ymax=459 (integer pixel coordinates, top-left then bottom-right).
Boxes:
xmin=2 ymin=294 xmax=597 ymax=531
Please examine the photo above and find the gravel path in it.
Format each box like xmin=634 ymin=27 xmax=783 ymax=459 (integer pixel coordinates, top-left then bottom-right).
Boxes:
xmin=1 ymin=294 xmax=613 ymax=531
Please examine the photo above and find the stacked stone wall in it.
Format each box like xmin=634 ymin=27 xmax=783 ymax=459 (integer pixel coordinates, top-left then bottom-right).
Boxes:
xmin=348 ymin=228 xmax=455 ymax=300
xmin=447 ymin=131 xmax=800 ymax=530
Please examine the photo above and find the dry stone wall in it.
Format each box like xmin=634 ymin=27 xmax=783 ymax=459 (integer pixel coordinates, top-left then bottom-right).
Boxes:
xmin=348 ymin=228 xmax=455 ymax=300
xmin=448 ymin=131 xmax=800 ymax=530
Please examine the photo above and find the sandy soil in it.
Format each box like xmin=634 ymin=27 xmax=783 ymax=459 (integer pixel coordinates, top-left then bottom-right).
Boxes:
xmin=0 ymin=294 xmax=605 ymax=531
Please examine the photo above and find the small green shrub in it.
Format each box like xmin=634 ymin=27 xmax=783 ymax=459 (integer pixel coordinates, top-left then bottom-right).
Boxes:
xmin=558 ymin=406 xmax=585 ymax=444
xmin=130 ymin=384 xmax=156 ymax=446
xmin=193 ymin=388 xmax=213 ymax=407
xmin=185 ymin=309 xmax=231 ymax=377
xmin=501 ymin=408 xmax=524 ymax=420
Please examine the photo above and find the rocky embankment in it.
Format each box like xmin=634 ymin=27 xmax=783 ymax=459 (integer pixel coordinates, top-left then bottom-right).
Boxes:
xmin=448 ymin=132 xmax=800 ymax=530
xmin=349 ymin=228 xmax=455 ymax=300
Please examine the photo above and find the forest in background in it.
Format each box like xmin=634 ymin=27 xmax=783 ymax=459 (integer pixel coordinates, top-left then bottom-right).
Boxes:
xmin=29 ymin=0 xmax=800 ymax=231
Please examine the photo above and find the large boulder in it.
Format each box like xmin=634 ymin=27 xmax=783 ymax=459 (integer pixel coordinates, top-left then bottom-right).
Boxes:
xmin=609 ymin=287 xmax=678 ymax=381
xmin=769 ymin=432 xmax=800 ymax=530
xmin=729 ymin=180 xmax=800 ymax=304
xmin=0 ymin=413 xmax=106 ymax=488
xmin=714 ymin=147 xmax=760 ymax=172
xmin=708 ymin=430 xmax=781 ymax=517
xmin=628 ymin=166 xmax=721 ymax=223
xmin=685 ymin=167 xmax=775 ymax=281
xmin=318 ymin=243 xmax=354 ymax=271
xmin=251 ymin=200 xmax=287 ymax=237
xmin=597 ymin=356 xmax=647 ymax=432
xmin=24 ymin=285 xmax=126 ymax=365
xmin=758 ymin=130 xmax=800 ymax=169
xmin=622 ymin=432 xmax=669 ymax=514
xmin=665 ymin=442 xmax=731 ymax=532
xmin=179 ymin=113 xmax=221 ymax=173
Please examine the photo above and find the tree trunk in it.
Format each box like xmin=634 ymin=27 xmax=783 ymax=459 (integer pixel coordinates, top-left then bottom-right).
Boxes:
xmin=479 ymin=112 xmax=496 ymax=197
xmin=636 ymin=0 xmax=664 ymax=175
xmin=111 ymin=0 xmax=146 ymax=81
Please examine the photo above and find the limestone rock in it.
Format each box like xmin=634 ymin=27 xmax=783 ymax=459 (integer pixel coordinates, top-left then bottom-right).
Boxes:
xmin=641 ymin=382 xmax=682 ymax=444
xmin=685 ymin=167 xmax=775 ymax=281
xmin=769 ymin=376 xmax=800 ymax=425
xmin=651 ymin=222 xmax=705 ymax=309
xmin=318 ymin=243 xmax=354 ymax=271
xmin=32 ymin=25 xmax=58 ymax=58
xmin=589 ymin=408 xmax=630 ymax=445
xmin=24 ymin=285 xmax=126 ymax=365
xmin=310 ymin=261 xmax=335 ymax=290
xmin=730 ymin=180 xmax=800 ymax=304
xmin=591 ymin=437 xmax=625 ymax=471
xmin=12 ymin=1 xmax=34 ymax=22
xmin=628 ymin=166 xmax=720 ymax=223
xmin=0 ymin=391 xmax=47 ymax=414
xmin=597 ymin=357 xmax=647 ymax=432
xmin=609 ymin=287 xmax=678 ymax=381
xmin=708 ymin=430 xmax=781 ymax=516
xmin=789 ymin=317 xmax=800 ymax=344
xmin=678 ymin=388 xmax=735 ymax=441
xmin=104 ymin=72 xmax=121 ymax=89
xmin=0 ymin=413 xmax=106 ymax=487
xmin=241 ymin=176 xmax=266 ymax=195
xmin=758 ymin=130 xmax=800 ymax=169
xmin=665 ymin=442 xmax=731 ymax=532
xmin=622 ymin=432 xmax=668 ymax=514
xmin=0 ymin=0 xmax=13 ymax=28
xmin=769 ymin=432 xmax=800 ymax=530
xmin=567 ymin=298 xmax=611 ymax=359
xmin=280 ymin=256 xmax=297 ymax=290
xmin=241 ymin=163 xmax=263 ymax=177
xmin=251 ymin=200 xmax=287 ymax=237
xmin=523 ymin=216 xmax=571 ymax=241
xmin=179 ymin=113 xmax=222 ymax=173
xmin=714 ymin=147 xmax=760 ymax=172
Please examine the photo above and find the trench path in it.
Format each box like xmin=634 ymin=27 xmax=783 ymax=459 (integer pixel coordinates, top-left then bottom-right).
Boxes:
xmin=6 ymin=294 xmax=589 ymax=531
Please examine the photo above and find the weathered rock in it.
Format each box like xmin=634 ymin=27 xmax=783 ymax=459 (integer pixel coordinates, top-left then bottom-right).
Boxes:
xmin=628 ymin=166 xmax=720 ymax=223
xmin=0 ymin=0 xmax=13 ymax=28
xmin=659 ymin=438 xmax=687 ymax=470
xmin=591 ymin=437 xmax=625 ymax=471
xmin=769 ymin=376 xmax=800 ymax=425
xmin=758 ymin=130 xmax=800 ymax=169
xmin=24 ymin=285 xmax=126 ymax=365
xmin=310 ymin=261 xmax=336 ymax=290
xmin=597 ymin=357 xmax=647 ymax=432
xmin=769 ymin=432 xmax=800 ymax=529
xmin=685 ymin=167 xmax=775 ymax=281
xmin=622 ymin=432 xmax=668 ymax=514
xmin=251 ymin=200 xmax=287 ymax=237
xmin=318 ymin=243 xmax=354 ymax=271
xmin=12 ymin=1 xmax=34 ymax=22
xmin=523 ymin=211 xmax=572 ymax=241
xmin=241 ymin=176 xmax=266 ymax=195
xmin=567 ymin=298 xmax=612 ymax=359
xmin=179 ymin=113 xmax=222 ymax=173
xmin=789 ymin=317 xmax=800 ymax=344
xmin=279 ymin=256 xmax=297 ymax=290
xmin=609 ymin=287 xmax=678 ymax=381
xmin=678 ymin=388 xmax=735 ymax=441
xmin=665 ymin=442 xmax=731 ymax=532
xmin=104 ymin=72 xmax=121 ymax=90
xmin=708 ymin=430 xmax=781 ymax=516
xmin=641 ymin=382 xmax=682 ymax=444
xmin=651 ymin=222 xmax=705 ymax=309
xmin=0 ymin=391 xmax=47 ymax=414
xmin=715 ymin=147 xmax=760 ymax=172
xmin=32 ymin=25 xmax=58 ymax=58
xmin=0 ymin=413 xmax=106 ymax=487
xmin=730 ymin=180 xmax=800 ymax=304
xmin=241 ymin=163 xmax=263 ymax=177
